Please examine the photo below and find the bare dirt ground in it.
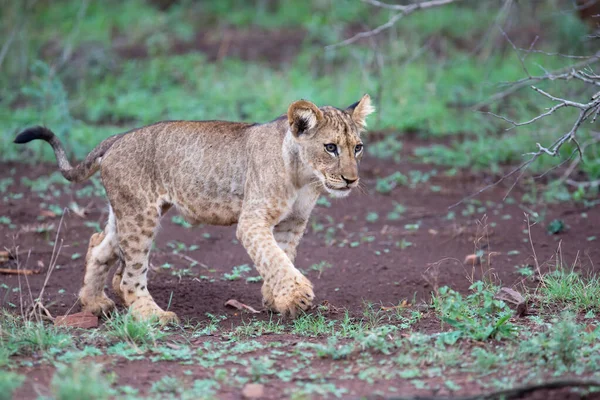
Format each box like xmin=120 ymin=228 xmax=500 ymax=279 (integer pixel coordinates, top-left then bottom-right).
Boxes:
xmin=2 ymin=135 xmax=599 ymax=399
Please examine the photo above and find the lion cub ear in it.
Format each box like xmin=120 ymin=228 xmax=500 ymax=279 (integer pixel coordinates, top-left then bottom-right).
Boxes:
xmin=346 ymin=94 xmax=375 ymax=128
xmin=287 ymin=99 xmax=324 ymax=138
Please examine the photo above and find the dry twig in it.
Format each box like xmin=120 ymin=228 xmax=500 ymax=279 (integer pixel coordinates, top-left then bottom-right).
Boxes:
xmin=326 ymin=0 xmax=466 ymax=48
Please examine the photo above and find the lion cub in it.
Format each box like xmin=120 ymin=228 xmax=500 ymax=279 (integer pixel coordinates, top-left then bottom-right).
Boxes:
xmin=15 ymin=95 xmax=374 ymax=324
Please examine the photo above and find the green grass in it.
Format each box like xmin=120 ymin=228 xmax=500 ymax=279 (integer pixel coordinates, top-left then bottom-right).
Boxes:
xmin=50 ymin=362 xmax=112 ymax=400
xmin=0 ymin=372 xmax=25 ymax=400
xmin=0 ymin=312 xmax=73 ymax=359
xmin=103 ymin=311 xmax=167 ymax=345
xmin=432 ymin=281 xmax=517 ymax=341
xmin=540 ymin=267 xmax=600 ymax=312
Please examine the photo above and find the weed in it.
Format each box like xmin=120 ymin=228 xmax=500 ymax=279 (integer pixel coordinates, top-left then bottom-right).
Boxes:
xmin=0 ymin=371 xmax=25 ymax=400
xmin=433 ymin=282 xmax=517 ymax=341
xmin=387 ymin=202 xmax=407 ymax=221
xmin=375 ymin=172 xmax=407 ymax=194
xmin=150 ymin=376 xmax=182 ymax=396
xmin=172 ymin=215 xmax=192 ymax=228
xmin=540 ymin=268 xmax=600 ymax=312
xmin=51 ymin=362 xmax=112 ymax=400
xmin=0 ymin=313 xmax=72 ymax=357
xmin=223 ymin=264 xmax=251 ymax=281
xmin=190 ymin=313 xmax=227 ymax=337
xmin=368 ymin=134 xmax=402 ymax=162
xmin=303 ymin=336 xmax=355 ymax=360
xmin=310 ymin=261 xmax=332 ymax=279
xmin=247 ymin=356 xmax=276 ymax=382
xmin=230 ymin=317 xmax=285 ymax=338
xmin=292 ymin=312 xmax=335 ymax=337
xmin=104 ymin=312 xmax=166 ymax=345
xmin=355 ymin=325 xmax=397 ymax=355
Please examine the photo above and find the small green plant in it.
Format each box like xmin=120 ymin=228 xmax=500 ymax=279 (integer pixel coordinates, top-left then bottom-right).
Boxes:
xmin=433 ymin=282 xmax=516 ymax=341
xmin=366 ymin=212 xmax=379 ymax=223
xmin=387 ymin=202 xmax=407 ymax=221
xmin=223 ymin=264 xmax=251 ymax=280
xmin=151 ymin=376 xmax=182 ymax=396
xmin=292 ymin=312 xmax=335 ymax=337
xmin=248 ymin=356 xmax=276 ymax=382
xmin=547 ymin=219 xmax=566 ymax=235
xmin=51 ymin=362 xmax=111 ymax=400
xmin=172 ymin=215 xmax=192 ymax=228
xmin=303 ymin=336 xmax=354 ymax=360
xmin=375 ymin=172 xmax=407 ymax=194
xmin=310 ymin=261 xmax=332 ymax=279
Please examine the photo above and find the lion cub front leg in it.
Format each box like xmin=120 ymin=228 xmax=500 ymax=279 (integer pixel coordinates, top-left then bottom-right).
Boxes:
xmin=237 ymin=215 xmax=314 ymax=317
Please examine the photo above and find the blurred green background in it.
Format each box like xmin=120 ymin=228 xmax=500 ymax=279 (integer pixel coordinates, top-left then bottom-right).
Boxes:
xmin=1 ymin=0 xmax=599 ymax=199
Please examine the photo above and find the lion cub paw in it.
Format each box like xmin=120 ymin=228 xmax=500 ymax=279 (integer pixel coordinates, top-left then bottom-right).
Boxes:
xmin=81 ymin=295 xmax=116 ymax=317
xmin=268 ymin=271 xmax=314 ymax=318
xmin=130 ymin=297 xmax=180 ymax=326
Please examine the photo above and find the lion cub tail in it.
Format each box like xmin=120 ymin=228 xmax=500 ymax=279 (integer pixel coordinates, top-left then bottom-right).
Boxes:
xmin=14 ymin=126 xmax=121 ymax=183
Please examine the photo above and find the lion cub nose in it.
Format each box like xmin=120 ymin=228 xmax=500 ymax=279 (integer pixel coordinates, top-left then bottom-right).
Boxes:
xmin=342 ymin=175 xmax=358 ymax=185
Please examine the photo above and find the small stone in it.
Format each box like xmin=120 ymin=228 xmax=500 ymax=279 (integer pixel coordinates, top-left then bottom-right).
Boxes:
xmin=463 ymin=254 xmax=480 ymax=265
xmin=242 ymin=383 xmax=264 ymax=399
xmin=54 ymin=311 xmax=98 ymax=329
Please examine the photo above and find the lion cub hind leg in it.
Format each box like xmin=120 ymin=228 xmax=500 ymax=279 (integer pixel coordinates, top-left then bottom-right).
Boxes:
xmin=115 ymin=205 xmax=179 ymax=325
xmin=111 ymin=260 xmax=125 ymax=303
xmin=79 ymin=208 xmax=119 ymax=317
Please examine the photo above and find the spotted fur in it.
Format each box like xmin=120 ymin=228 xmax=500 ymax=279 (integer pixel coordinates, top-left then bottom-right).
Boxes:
xmin=15 ymin=95 xmax=374 ymax=323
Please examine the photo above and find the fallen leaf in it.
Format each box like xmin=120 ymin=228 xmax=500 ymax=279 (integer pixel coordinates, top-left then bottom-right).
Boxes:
xmin=225 ymin=299 xmax=261 ymax=314
xmin=428 ymin=229 xmax=438 ymax=235
xmin=40 ymin=210 xmax=57 ymax=218
xmin=0 ymin=251 xmax=10 ymax=263
xmin=495 ymin=287 xmax=528 ymax=317
xmin=381 ymin=299 xmax=410 ymax=311
xmin=54 ymin=312 xmax=98 ymax=329
xmin=463 ymin=254 xmax=480 ymax=265
xmin=242 ymin=383 xmax=264 ymax=399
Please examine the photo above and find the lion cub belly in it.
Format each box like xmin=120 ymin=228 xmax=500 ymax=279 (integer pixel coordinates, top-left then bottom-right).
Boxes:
xmin=174 ymin=195 xmax=242 ymax=226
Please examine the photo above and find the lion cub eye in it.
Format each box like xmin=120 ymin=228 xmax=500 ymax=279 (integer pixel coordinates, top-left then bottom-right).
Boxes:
xmin=355 ymin=144 xmax=363 ymax=154
xmin=324 ymin=143 xmax=338 ymax=155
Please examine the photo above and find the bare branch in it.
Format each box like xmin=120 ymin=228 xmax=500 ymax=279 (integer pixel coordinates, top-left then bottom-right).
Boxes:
xmin=566 ymin=178 xmax=600 ymax=188
xmin=453 ymin=82 xmax=600 ymax=208
xmin=361 ymin=0 xmax=465 ymax=11
xmin=326 ymin=0 xmax=466 ymax=49
xmin=473 ymin=51 xmax=600 ymax=109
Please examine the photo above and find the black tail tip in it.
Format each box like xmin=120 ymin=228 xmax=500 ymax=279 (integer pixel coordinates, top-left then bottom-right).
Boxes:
xmin=14 ymin=126 xmax=55 ymax=144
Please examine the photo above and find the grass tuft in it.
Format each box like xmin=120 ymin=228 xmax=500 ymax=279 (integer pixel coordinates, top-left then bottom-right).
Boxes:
xmin=51 ymin=362 xmax=111 ymax=400
xmin=540 ymin=268 xmax=600 ymax=312
xmin=103 ymin=311 xmax=166 ymax=345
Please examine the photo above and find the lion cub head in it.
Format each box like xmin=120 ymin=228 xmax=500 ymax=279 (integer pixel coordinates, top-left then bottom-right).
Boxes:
xmin=287 ymin=94 xmax=374 ymax=197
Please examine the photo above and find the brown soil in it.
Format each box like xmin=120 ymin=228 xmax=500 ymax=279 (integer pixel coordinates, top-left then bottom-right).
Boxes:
xmin=2 ymin=135 xmax=599 ymax=399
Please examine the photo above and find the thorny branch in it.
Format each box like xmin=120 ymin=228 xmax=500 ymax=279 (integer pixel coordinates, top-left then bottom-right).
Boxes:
xmin=448 ymin=24 xmax=600 ymax=208
xmin=326 ymin=0 xmax=466 ymax=48
xmin=473 ymin=51 xmax=600 ymax=109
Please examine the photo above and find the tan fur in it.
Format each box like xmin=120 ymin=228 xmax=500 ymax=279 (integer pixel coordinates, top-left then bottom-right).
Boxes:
xmin=20 ymin=95 xmax=374 ymax=323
